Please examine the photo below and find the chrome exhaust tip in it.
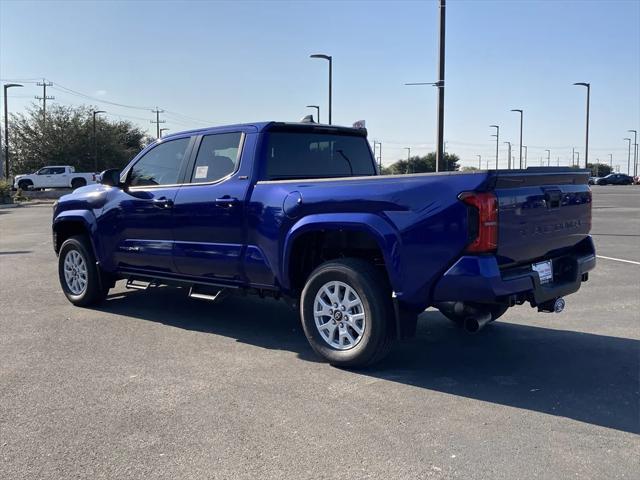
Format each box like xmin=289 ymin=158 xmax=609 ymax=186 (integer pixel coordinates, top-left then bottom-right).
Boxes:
xmin=463 ymin=313 xmax=493 ymax=334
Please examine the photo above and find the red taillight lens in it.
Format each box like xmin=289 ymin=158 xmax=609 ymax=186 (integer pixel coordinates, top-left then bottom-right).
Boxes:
xmin=459 ymin=191 xmax=498 ymax=253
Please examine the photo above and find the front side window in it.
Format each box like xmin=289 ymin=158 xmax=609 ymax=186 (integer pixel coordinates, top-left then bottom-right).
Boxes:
xmin=129 ymin=137 xmax=190 ymax=187
xmin=189 ymin=132 xmax=242 ymax=183
xmin=265 ymin=132 xmax=375 ymax=180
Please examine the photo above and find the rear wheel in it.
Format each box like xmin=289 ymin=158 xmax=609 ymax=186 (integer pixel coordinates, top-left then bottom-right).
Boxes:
xmin=300 ymin=258 xmax=393 ymax=368
xmin=58 ymin=235 xmax=109 ymax=306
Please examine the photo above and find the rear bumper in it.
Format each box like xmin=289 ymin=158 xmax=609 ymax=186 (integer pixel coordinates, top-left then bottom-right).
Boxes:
xmin=432 ymin=236 xmax=596 ymax=306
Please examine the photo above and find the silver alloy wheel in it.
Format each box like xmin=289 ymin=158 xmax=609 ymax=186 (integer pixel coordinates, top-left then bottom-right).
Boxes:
xmin=63 ymin=249 xmax=88 ymax=295
xmin=313 ymin=280 xmax=366 ymax=350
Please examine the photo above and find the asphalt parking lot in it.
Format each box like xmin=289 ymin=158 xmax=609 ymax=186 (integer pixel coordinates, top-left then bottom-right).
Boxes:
xmin=1 ymin=185 xmax=638 ymax=479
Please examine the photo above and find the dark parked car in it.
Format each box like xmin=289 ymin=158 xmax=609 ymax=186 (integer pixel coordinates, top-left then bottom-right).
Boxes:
xmin=596 ymin=173 xmax=633 ymax=185
xmin=51 ymin=121 xmax=596 ymax=367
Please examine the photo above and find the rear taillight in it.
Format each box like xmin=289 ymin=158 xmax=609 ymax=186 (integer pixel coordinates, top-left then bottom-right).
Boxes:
xmin=459 ymin=191 xmax=498 ymax=253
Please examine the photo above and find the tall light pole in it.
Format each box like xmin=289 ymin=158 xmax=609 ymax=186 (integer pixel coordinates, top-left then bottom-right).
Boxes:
xmin=628 ymin=130 xmax=637 ymax=176
xmin=572 ymin=147 xmax=576 ymax=167
xmin=404 ymin=147 xmax=411 ymax=174
xmin=624 ymin=138 xmax=631 ymax=175
xmin=159 ymin=128 xmax=170 ymax=138
xmin=523 ymin=145 xmax=528 ymax=168
xmin=504 ymin=142 xmax=512 ymax=169
xmin=435 ymin=0 xmax=446 ymax=173
xmin=310 ymin=54 xmax=332 ymax=125
xmin=574 ymin=82 xmax=590 ymax=168
xmin=511 ymin=109 xmax=523 ymax=168
xmin=3 ymin=83 xmax=24 ymax=179
xmin=545 ymin=149 xmax=551 ymax=167
xmin=404 ymin=80 xmax=444 ymax=171
xmin=477 ymin=154 xmax=481 ymax=169
xmin=490 ymin=125 xmax=499 ymax=169
xmin=306 ymin=105 xmax=320 ymax=124
xmin=92 ymin=110 xmax=106 ymax=172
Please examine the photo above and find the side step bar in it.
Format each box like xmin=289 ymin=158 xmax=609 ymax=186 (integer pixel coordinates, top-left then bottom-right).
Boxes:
xmin=188 ymin=286 xmax=229 ymax=303
xmin=126 ymin=278 xmax=154 ymax=290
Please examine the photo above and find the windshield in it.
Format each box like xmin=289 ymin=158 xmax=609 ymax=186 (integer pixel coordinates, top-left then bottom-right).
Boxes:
xmin=265 ymin=132 xmax=376 ymax=180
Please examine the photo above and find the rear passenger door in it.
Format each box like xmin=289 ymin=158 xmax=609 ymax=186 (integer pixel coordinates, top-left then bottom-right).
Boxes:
xmin=171 ymin=132 xmax=250 ymax=283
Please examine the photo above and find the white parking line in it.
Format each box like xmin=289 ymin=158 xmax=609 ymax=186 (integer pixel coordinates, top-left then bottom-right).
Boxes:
xmin=596 ymin=255 xmax=640 ymax=266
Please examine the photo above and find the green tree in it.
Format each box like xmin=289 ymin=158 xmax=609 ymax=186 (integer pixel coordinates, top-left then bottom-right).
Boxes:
xmin=586 ymin=163 xmax=612 ymax=177
xmin=8 ymin=103 xmax=150 ymax=175
xmin=382 ymin=152 xmax=460 ymax=175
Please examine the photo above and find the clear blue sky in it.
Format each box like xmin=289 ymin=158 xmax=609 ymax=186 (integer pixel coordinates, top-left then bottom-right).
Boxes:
xmin=1 ymin=0 xmax=639 ymax=169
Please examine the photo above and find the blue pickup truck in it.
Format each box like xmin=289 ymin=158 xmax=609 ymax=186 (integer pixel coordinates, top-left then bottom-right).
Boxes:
xmin=52 ymin=122 xmax=595 ymax=366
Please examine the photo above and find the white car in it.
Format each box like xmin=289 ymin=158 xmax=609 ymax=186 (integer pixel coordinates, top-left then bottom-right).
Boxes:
xmin=13 ymin=166 xmax=97 ymax=190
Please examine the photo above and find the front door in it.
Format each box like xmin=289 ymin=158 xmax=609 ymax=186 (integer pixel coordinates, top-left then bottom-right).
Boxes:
xmin=105 ymin=136 xmax=194 ymax=274
xmin=172 ymin=132 xmax=249 ymax=283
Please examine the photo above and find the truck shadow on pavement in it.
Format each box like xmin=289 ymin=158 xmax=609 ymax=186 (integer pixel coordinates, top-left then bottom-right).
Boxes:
xmin=98 ymin=286 xmax=639 ymax=435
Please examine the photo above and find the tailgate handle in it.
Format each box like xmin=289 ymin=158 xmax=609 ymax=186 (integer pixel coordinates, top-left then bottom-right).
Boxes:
xmin=544 ymin=190 xmax=562 ymax=209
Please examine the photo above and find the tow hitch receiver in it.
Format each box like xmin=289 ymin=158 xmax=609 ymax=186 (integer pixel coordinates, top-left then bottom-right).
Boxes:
xmin=538 ymin=297 xmax=565 ymax=313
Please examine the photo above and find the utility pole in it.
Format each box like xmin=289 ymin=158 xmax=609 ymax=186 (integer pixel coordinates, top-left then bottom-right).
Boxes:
xmin=624 ymin=138 xmax=631 ymax=175
xmin=477 ymin=154 xmax=481 ymax=169
xmin=35 ymin=79 xmax=54 ymax=126
xmin=504 ymin=142 xmax=511 ymax=169
xmin=511 ymin=109 xmax=523 ymax=168
xmin=574 ymin=82 xmax=590 ymax=168
xmin=92 ymin=110 xmax=105 ymax=172
xmin=545 ymin=149 xmax=551 ymax=167
xmin=628 ymin=130 xmax=637 ymax=176
xmin=435 ymin=0 xmax=446 ymax=172
xmin=490 ymin=125 xmax=499 ymax=169
xmin=3 ymin=83 xmax=23 ymax=179
xmin=151 ymin=108 xmax=165 ymax=139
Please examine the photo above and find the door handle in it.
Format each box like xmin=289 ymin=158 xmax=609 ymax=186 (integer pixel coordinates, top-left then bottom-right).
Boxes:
xmin=215 ymin=196 xmax=239 ymax=207
xmin=152 ymin=197 xmax=174 ymax=209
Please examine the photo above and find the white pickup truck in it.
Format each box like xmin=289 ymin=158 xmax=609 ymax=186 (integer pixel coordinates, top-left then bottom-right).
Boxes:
xmin=14 ymin=166 xmax=97 ymax=190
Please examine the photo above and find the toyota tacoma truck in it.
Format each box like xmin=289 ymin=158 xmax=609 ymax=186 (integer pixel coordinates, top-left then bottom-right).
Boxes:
xmin=14 ymin=165 xmax=97 ymax=190
xmin=52 ymin=122 xmax=595 ymax=367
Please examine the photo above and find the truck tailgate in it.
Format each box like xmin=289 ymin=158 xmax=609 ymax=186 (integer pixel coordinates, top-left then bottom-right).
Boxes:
xmin=493 ymin=168 xmax=591 ymax=266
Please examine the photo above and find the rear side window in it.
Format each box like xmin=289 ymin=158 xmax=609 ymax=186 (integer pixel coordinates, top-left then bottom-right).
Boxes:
xmin=189 ymin=132 xmax=242 ymax=183
xmin=129 ymin=137 xmax=190 ymax=187
xmin=265 ymin=132 xmax=376 ymax=180
xmin=52 ymin=167 xmax=66 ymax=174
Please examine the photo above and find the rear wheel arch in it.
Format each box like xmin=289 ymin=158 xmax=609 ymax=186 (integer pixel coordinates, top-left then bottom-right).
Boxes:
xmin=285 ymin=226 xmax=392 ymax=295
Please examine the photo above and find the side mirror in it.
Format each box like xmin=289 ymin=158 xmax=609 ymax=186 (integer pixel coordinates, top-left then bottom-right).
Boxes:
xmin=99 ymin=168 xmax=122 ymax=187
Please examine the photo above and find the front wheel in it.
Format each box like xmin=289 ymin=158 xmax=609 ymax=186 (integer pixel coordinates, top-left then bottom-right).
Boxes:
xmin=58 ymin=235 xmax=109 ymax=306
xmin=300 ymin=258 xmax=393 ymax=368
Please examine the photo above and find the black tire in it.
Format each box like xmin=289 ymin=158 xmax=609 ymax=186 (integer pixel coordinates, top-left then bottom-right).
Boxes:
xmin=440 ymin=303 xmax=509 ymax=327
xmin=17 ymin=180 xmax=32 ymax=190
xmin=300 ymin=258 xmax=394 ymax=368
xmin=58 ymin=235 xmax=109 ymax=306
xmin=71 ymin=178 xmax=86 ymax=189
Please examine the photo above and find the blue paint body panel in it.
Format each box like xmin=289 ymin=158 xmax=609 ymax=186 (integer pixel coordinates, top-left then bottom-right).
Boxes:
xmin=53 ymin=122 xmax=595 ymax=312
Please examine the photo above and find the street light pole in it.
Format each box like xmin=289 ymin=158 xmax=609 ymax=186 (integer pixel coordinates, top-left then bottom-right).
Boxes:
xmin=624 ymin=138 xmax=631 ymax=175
xmin=92 ymin=110 xmax=106 ymax=172
xmin=404 ymin=147 xmax=411 ymax=174
xmin=628 ymin=130 xmax=637 ymax=176
xmin=574 ymin=82 xmax=590 ymax=168
xmin=435 ymin=0 xmax=446 ymax=173
xmin=504 ymin=142 xmax=511 ymax=169
xmin=545 ymin=149 xmax=551 ymax=167
xmin=306 ymin=105 xmax=320 ymax=124
xmin=490 ymin=125 xmax=499 ymax=169
xmin=310 ymin=54 xmax=332 ymax=125
xmin=3 ymin=83 xmax=24 ymax=179
xmin=159 ymin=128 xmax=170 ymax=138
xmin=523 ymin=145 xmax=528 ymax=168
xmin=511 ymin=109 xmax=523 ymax=168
